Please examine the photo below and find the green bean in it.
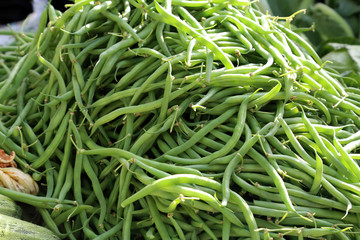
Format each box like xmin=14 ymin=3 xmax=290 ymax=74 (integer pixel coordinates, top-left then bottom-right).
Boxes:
xmin=209 ymin=92 xmax=285 ymax=115
xmin=0 ymin=128 xmax=37 ymax=162
xmin=6 ymin=99 xmax=34 ymax=138
xmin=247 ymin=149 xmax=296 ymax=214
xmin=184 ymin=206 xmax=217 ymax=240
xmin=208 ymin=74 xmax=279 ymax=89
xmin=161 ymin=132 xmax=179 ymax=150
xmin=300 ymin=72 xmax=322 ymax=91
xmin=222 ymin=117 xmax=272 ymax=207
xmin=62 ymin=41 xmax=91 ymax=49
xmin=15 ymin=79 xmax=27 ymax=114
xmin=125 ymin=173 xmax=259 ymax=238
xmin=146 ymin=196 xmax=171 ymax=239
xmin=116 ymin=166 xmax=130 ymax=218
xmin=0 ymin=104 xmax=16 ymax=113
xmin=275 ymin=23 xmax=322 ymax=65
xmin=222 ymin=215 xmax=231 ymax=240
xmin=75 ymin=34 xmax=111 ymax=64
xmin=161 ymin=107 xmax=237 ymax=163
xmin=344 ymin=138 xmax=360 ymax=153
xmin=0 ymin=185 xmax=74 ymax=208
xmin=83 ymin=155 xmax=107 ymax=229
xmin=265 ymin=101 xmax=284 ymax=137
xmin=151 ymin=2 xmax=233 ymax=69
xmin=53 ymin=205 xmax=95 ymax=225
xmin=52 ymin=130 xmax=71 ymax=197
xmin=302 ymin=110 xmax=357 ymax=182
xmin=222 ymin=21 xmax=253 ymax=52
xmin=54 ymin=0 xmax=93 ymax=28
xmin=168 ymin=213 xmax=186 ymax=240
xmin=93 ymin=220 xmax=123 ymax=240
xmin=130 ymin=55 xmax=192 ymax=106
xmin=112 ymin=56 xmax=160 ymax=91
xmin=31 ymin=113 xmax=70 ymax=168
xmin=0 ymin=54 xmax=28 ymax=102
xmin=1 ymin=1 xmax=359 ymax=238
xmin=71 ymin=76 xmax=94 ymax=127
xmin=156 ymin=22 xmax=172 ymax=56
xmin=125 ymin=47 xmax=166 ymax=59
xmin=249 ymin=80 xmax=282 ymax=109
xmin=254 ymin=200 xmax=358 ymax=223
xmin=301 ymin=69 xmax=341 ymax=97
xmin=44 ymin=160 xmax=55 ymax=198
xmin=130 ymin=99 xmax=193 ymax=155
xmin=182 ymin=100 xmax=248 ymax=165
xmin=175 ymin=134 xmax=202 ymax=159
xmin=21 ymin=122 xmax=43 ymax=158
xmin=102 ymin=10 xmax=141 ymax=43
xmin=38 ymin=208 xmax=66 ymax=238
xmin=260 ymin=21 xmax=301 ymax=66
xmin=333 ymin=134 xmax=360 ymax=178
xmin=341 ymin=190 xmax=360 ymax=206
xmin=80 ymin=143 xmax=202 ymax=177
xmin=282 ymin=31 xmax=306 ymax=59
xmin=274 ymin=122 xmax=348 ymax=137
xmin=154 ymin=195 xmax=183 ymax=213
xmin=241 ymin=28 xmax=290 ymax=70
xmin=57 ymin=164 xmax=73 ymax=202
xmin=44 ymin=91 xmax=74 ymax=107
xmin=122 ymin=203 xmax=134 ymax=240
xmin=201 ymin=49 xmax=214 ymax=83
xmin=64 ymin=221 xmax=77 ymax=240
xmin=232 ymin=173 xmax=324 ymax=209
xmin=309 ymin=151 xmax=323 ymax=195
xmin=91 ymin=77 xmax=201 ymax=134
xmin=268 ymin=154 xmax=353 ymax=216
xmin=82 ymin=21 xmax=158 ymax=95
xmin=157 ymin=62 xmax=172 ymax=124
xmin=317 ymin=90 xmax=360 ymax=115
xmin=158 ymin=0 xmax=210 ymax=7
xmin=278 ymin=117 xmax=343 ymax=178
xmin=97 ymin=54 xmax=127 ymax=86
xmin=301 ymin=227 xmax=351 ymax=238
xmin=297 ymin=134 xmax=322 ymax=152
xmin=185 ymin=39 xmax=197 ymax=68
xmin=291 ymin=92 xmax=331 ymax=123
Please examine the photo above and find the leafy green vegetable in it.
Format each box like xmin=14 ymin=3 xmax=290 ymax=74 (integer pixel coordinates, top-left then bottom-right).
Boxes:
xmin=322 ymin=43 xmax=360 ymax=73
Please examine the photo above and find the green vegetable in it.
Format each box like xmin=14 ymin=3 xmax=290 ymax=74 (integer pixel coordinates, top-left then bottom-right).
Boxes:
xmin=0 ymin=194 xmax=21 ymax=218
xmin=0 ymin=0 xmax=359 ymax=239
xmin=0 ymin=213 xmax=60 ymax=240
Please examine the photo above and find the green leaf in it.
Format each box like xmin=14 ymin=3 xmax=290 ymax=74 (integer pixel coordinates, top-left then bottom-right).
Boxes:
xmin=321 ymin=44 xmax=360 ymax=73
xmin=336 ymin=0 xmax=360 ymax=17
xmin=310 ymin=3 xmax=354 ymax=40
xmin=267 ymin=0 xmax=302 ymax=17
xmin=345 ymin=45 xmax=360 ymax=71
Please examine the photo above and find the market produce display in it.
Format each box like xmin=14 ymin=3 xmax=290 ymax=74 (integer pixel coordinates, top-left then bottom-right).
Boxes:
xmin=0 ymin=0 xmax=360 ymax=239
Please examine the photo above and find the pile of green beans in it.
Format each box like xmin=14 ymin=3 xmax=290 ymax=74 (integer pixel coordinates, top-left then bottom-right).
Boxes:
xmin=1 ymin=0 xmax=360 ymax=239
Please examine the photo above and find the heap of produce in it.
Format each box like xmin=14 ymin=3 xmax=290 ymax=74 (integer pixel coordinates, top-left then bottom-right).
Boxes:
xmin=0 ymin=0 xmax=360 ymax=239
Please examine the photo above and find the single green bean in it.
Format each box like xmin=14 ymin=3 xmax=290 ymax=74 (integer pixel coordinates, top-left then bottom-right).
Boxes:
xmin=168 ymin=213 xmax=186 ymax=240
xmin=122 ymin=203 xmax=134 ymax=240
xmin=146 ymin=196 xmax=171 ymax=239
